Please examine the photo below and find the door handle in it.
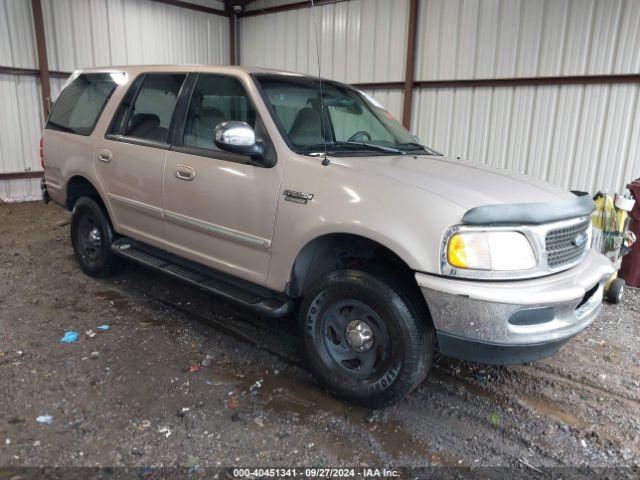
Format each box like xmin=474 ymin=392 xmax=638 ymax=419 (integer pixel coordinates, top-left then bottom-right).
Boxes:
xmin=96 ymin=149 xmax=112 ymax=163
xmin=175 ymin=164 xmax=196 ymax=181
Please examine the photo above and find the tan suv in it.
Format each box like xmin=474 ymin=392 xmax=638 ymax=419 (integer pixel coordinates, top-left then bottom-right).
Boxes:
xmin=42 ymin=65 xmax=614 ymax=407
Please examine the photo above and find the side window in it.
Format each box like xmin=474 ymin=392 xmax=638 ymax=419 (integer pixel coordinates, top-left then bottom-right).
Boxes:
xmin=109 ymin=74 xmax=144 ymax=135
xmin=112 ymin=73 xmax=186 ymax=143
xmin=183 ymin=75 xmax=257 ymax=150
xmin=47 ymin=73 xmax=119 ymax=135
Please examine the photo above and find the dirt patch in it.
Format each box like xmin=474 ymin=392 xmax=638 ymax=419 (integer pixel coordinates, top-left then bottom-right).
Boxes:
xmin=1 ymin=201 xmax=639 ymax=469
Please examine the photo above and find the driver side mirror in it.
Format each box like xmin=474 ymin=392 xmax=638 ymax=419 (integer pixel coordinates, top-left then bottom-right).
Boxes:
xmin=214 ymin=121 xmax=265 ymax=157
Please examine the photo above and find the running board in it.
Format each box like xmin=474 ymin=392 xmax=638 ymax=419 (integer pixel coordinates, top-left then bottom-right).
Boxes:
xmin=111 ymin=238 xmax=293 ymax=318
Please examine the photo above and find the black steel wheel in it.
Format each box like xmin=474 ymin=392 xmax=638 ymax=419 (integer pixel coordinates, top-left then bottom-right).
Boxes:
xmin=299 ymin=269 xmax=434 ymax=408
xmin=70 ymin=197 xmax=122 ymax=277
xmin=321 ymin=299 xmax=391 ymax=380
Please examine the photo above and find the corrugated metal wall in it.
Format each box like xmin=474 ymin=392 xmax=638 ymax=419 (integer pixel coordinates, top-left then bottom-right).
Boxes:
xmin=241 ymin=0 xmax=408 ymax=83
xmin=240 ymin=0 xmax=407 ymax=120
xmin=0 ymin=0 xmax=229 ymax=202
xmin=0 ymin=0 xmax=41 ymax=201
xmin=240 ymin=0 xmax=640 ymax=194
xmin=42 ymin=0 xmax=229 ymax=71
xmin=413 ymin=0 xmax=640 ymax=194
xmin=416 ymin=0 xmax=640 ymax=80
xmin=412 ymin=83 xmax=640 ymax=194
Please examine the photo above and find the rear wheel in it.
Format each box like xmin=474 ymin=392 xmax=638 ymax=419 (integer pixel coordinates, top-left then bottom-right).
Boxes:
xmin=70 ymin=197 xmax=122 ymax=277
xmin=299 ymin=269 xmax=434 ymax=408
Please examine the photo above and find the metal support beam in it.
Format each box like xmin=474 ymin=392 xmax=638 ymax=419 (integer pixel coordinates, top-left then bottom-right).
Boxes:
xmin=0 ymin=171 xmax=44 ymax=181
xmin=414 ymin=74 xmax=640 ymax=88
xmin=0 ymin=65 xmax=71 ymax=78
xmin=352 ymin=74 xmax=640 ymax=91
xmin=401 ymin=0 xmax=419 ymax=129
xmin=30 ymin=0 xmax=51 ymax=120
xmin=239 ymin=0 xmax=349 ymax=17
xmin=148 ymin=0 xmax=227 ymax=16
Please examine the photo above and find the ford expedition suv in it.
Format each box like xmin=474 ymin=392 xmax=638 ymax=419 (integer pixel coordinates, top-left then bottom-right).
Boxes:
xmin=41 ymin=65 xmax=614 ymax=407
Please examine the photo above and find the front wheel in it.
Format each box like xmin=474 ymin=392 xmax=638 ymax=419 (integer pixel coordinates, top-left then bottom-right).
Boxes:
xmin=299 ymin=269 xmax=434 ymax=408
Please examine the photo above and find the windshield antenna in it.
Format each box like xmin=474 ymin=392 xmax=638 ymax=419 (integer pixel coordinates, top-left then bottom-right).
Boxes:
xmin=310 ymin=0 xmax=330 ymax=166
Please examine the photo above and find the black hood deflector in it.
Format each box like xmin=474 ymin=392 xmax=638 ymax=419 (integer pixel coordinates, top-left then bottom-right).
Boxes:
xmin=462 ymin=195 xmax=595 ymax=226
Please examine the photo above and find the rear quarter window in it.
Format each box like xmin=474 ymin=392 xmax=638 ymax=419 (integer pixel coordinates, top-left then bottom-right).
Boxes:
xmin=47 ymin=73 xmax=119 ymax=136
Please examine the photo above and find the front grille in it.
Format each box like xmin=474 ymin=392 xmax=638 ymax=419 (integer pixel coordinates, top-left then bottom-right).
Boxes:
xmin=545 ymin=218 xmax=590 ymax=268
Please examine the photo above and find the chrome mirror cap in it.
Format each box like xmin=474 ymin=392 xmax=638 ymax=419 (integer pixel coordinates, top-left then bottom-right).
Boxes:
xmin=214 ymin=121 xmax=264 ymax=157
xmin=215 ymin=121 xmax=255 ymax=146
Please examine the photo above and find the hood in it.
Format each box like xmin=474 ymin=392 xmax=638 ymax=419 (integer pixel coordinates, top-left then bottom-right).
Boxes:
xmin=342 ymin=154 xmax=573 ymax=209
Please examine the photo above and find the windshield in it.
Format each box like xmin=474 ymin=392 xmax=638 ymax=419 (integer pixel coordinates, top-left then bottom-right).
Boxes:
xmin=255 ymin=74 xmax=438 ymax=156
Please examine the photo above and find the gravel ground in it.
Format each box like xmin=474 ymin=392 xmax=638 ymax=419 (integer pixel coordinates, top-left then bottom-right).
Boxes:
xmin=1 ymin=201 xmax=639 ymax=475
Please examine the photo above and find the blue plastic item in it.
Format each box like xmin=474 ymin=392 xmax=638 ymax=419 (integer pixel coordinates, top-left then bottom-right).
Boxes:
xmin=60 ymin=331 xmax=79 ymax=344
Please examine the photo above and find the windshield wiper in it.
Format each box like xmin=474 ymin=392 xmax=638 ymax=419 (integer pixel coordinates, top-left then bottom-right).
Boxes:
xmin=300 ymin=142 xmax=405 ymax=155
xmin=392 ymin=142 xmax=441 ymax=155
xmin=342 ymin=141 xmax=405 ymax=154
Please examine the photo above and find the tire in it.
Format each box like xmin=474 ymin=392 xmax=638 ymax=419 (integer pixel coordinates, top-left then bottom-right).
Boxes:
xmin=299 ymin=269 xmax=434 ymax=408
xmin=607 ymin=278 xmax=625 ymax=304
xmin=70 ymin=196 xmax=123 ymax=277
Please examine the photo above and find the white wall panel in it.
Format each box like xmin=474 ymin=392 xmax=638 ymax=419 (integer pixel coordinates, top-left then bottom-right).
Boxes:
xmin=240 ymin=0 xmax=409 ymax=83
xmin=42 ymin=0 xmax=229 ymax=72
xmin=0 ymin=0 xmax=38 ymax=69
xmin=412 ymin=83 xmax=640 ymax=194
xmin=0 ymin=74 xmax=44 ymax=201
xmin=416 ymin=0 xmax=640 ymax=80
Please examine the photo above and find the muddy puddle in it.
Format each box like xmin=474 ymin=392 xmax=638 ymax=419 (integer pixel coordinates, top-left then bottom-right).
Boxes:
xmin=95 ymin=290 xmax=130 ymax=310
xmin=433 ymin=366 xmax=588 ymax=430
xmin=201 ymin=364 xmax=447 ymax=464
xmin=51 ymin=294 xmax=89 ymax=313
xmin=516 ymin=395 xmax=585 ymax=429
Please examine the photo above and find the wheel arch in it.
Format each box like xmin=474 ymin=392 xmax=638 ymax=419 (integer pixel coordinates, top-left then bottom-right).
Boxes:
xmin=286 ymin=232 xmax=423 ymax=300
xmin=65 ymin=175 xmax=118 ymax=230
xmin=66 ymin=175 xmax=106 ymax=210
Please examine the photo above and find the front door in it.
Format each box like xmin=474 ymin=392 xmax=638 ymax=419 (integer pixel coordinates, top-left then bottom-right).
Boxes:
xmin=95 ymin=72 xmax=187 ymax=246
xmin=163 ymin=74 xmax=283 ymax=286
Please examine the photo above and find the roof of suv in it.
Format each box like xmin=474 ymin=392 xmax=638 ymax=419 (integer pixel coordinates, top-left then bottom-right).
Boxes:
xmin=75 ymin=64 xmax=314 ymax=78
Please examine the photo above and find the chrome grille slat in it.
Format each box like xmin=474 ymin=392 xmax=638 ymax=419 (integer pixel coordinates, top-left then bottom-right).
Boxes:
xmin=545 ymin=218 xmax=590 ymax=268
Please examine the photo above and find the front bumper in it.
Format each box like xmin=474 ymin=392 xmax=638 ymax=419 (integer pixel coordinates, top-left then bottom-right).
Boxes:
xmin=416 ymin=250 xmax=615 ymax=364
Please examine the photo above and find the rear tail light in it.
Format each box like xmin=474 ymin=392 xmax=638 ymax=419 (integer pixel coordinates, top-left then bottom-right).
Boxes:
xmin=40 ymin=137 xmax=44 ymax=169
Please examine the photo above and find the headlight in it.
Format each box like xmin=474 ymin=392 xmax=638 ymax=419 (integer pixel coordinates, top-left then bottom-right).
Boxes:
xmin=446 ymin=231 xmax=537 ymax=271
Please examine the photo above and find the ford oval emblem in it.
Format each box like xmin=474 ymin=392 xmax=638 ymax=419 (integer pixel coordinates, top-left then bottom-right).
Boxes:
xmin=573 ymin=232 xmax=588 ymax=247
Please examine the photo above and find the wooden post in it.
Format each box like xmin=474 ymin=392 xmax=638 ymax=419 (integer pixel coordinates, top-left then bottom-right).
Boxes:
xmin=31 ymin=0 xmax=52 ymax=121
xmin=228 ymin=5 xmax=237 ymax=65
xmin=402 ymin=0 xmax=419 ymax=130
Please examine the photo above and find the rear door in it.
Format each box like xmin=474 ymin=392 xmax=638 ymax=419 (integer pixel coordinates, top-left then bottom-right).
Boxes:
xmin=162 ymin=73 xmax=283 ymax=286
xmin=94 ymin=73 xmax=187 ymax=246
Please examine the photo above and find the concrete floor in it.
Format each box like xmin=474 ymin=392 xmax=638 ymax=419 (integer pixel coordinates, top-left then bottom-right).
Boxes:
xmin=1 ymin=201 xmax=639 ymax=475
